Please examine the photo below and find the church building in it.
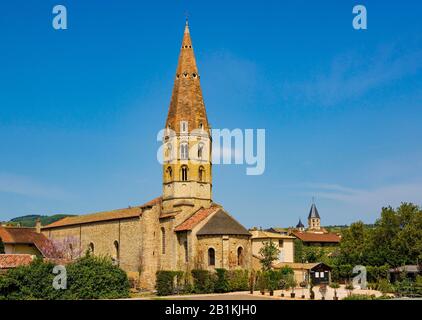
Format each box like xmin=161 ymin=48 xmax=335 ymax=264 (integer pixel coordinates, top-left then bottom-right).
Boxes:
xmin=41 ymin=22 xmax=251 ymax=290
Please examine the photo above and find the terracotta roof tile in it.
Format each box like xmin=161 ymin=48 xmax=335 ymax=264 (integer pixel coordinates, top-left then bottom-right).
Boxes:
xmin=175 ymin=206 xmax=219 ymax=232
xmin=291 ymin=231 xmax=341 ymax=243
xmin=0 ymin=226 xmax=50 ymax=256
xmin=250 ymin=230 xmax=295 ymax=240
xmin=43 ymin=197 xmax=161 ymax=229
xmin=0 ymin=254 xmax=34 ymax=269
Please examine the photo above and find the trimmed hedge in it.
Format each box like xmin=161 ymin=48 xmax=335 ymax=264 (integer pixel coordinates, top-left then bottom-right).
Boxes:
xmin=227 ymin=270 xmax=249 ymax=291
xmin=155 ymin=269 xmax=252 ymax=296
xmin=215 ymin=269 xmax=230 ymax=293
xmin=191 ymin=269 xmax=216 ymax=294
xmin=156 ymin=271 xmax=177 ymax=296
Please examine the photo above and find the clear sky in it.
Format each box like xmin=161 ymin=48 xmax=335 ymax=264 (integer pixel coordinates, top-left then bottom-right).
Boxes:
xmin=0 ymin=0 xmax=421 ymax=228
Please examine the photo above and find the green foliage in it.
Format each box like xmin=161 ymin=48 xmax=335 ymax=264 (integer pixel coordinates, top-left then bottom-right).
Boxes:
xmin=278 ymin=265 xmax=294 ymax=276
xmin=156 ymin=271 xmax=177 ymax=296
xmin=0 ymin=255 xmax=130 ymax=300
xmin=227 ymin=269 xmax=249 ymax=291
xmin=342 ymin=294 xmax=385 ymax=300
xmin=0 ymin=258 xmax=63 ymax=300
xmin=257 ymin=271 xmax=267 ymax=293
xmin=329 ymin=282 xmax=340 ymax=289
xmin=376 ymin=279 xmax=394 ymax=294
xmin=266 ymin=270 xmax=282 ymax=291
xmin=293 ymin=239 xmax=304 ymax=263
xmin=284 ymin=273 xmax=297 ymax=293
xmin=0 ymin=237 xmax=5 ymax=254
xmin=337 ymin=203 xmax=422 ymax=267
xmin=258 ymin=240 xmax=280 ymax=271
xmin=191 ymin=269 xmax=216 ymax=294
xmin=8 ymin=214 xmax=75 ymax=227
xmin=60 ymin=255 xmax=130 ymax=299
xmin=214 ymin=269 xmax=230 ymax=293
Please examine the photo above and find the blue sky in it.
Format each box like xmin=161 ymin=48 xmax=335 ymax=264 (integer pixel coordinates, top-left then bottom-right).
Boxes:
xmin=0 ymin=0 xmax=421 ymax=228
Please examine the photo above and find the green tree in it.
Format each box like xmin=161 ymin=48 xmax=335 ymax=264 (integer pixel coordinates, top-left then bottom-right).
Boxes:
xmin=337 ymin=203 xmax=422 ymax=268
xmin=259 ymin=240 xmax=280 ymax=271
xmin=338 ymin=221 xmax=368 ymax=265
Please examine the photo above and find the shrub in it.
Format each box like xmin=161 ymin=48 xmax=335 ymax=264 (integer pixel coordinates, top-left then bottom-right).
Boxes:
xmin=215 ymin=269 xmax=230 ymax=293
xmin=191 ymin=269 xmax=215 ymax=294
xmin=377 ymin=279 xmax=394 ymax=294
xmin=0 ymin=258 xmax=63 ymax=300
xmin=156 ymin=271 xmax=177 ymax=296
xmin=265 ymin=270 xmax=281 ymax=293
xmin=63 ymin=255 xmax=130 ymax=299
xmin=227 ymin=270 xmax=249 ymax=291
xmin=0 ymin=255 xmax=130 ymax=300
xmin=257 ymin=271 xmax=267 ymax=293
xmin=342 ymin=294 xmax=374 ymax=300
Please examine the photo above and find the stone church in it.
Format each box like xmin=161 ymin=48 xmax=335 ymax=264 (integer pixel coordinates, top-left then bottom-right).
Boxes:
xmin=42 ymin=21 xmax=251 ymax=289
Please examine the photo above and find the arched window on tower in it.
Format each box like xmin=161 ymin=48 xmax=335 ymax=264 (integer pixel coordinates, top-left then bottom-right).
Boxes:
xmin=166 ymin=166 xmax=172 ymax=180
xmin=198 ymin=143 xmax=204 ymax=159
xmin=180 ymin=143 xmax=188 ymax=160
xmin=237 ymin=247 xmax=244 ymax=266
xmin=114 ymin=240 xmax=120 ymax=265
xmin=208 ymin=248 xmax=215 ymax=266
xmin=181 ymin=165 xmax=188 ymax=181
xmin=198 ymin=166 xmax=205 ymax=182
xmin=165 ymin=143 xmax=172 ymax=159
xmin=161 ymin=227 xmax=166 ymax=254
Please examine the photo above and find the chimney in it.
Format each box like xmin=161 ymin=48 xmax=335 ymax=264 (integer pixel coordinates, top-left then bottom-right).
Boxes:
xmin=35 ymin=218 xmax=41 ymax=234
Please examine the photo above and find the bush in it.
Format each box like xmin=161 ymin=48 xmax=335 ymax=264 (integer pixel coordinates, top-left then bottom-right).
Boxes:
xmin=215 ymin=269 xmax=230 ymax=293
xmin=63 ymin=255 xmax=130 ymax=299
xmin=0 ymin=258 xmax=63 ymax=300
xmin=0 ymin=255 xmax=130 ymax=300
xmin=366 ymin=265 xmax=389 ymax=282
xmin=191 ymin=269 xmax=216 ymax=294
xmin=377 ymin=279 xmax=394 ymax=294
xmin=156 ymin=271 xmax=177 ymax=296
xmin=343 ymin=294 xmax=375 ymax=300
xmin=257 ymin=271 xmax=267 ymax=293
xmin=227 ymin=270 xmax=249 ymax=291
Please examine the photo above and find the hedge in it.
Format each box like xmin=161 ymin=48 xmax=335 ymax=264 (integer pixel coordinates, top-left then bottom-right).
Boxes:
xmin=155 ymin=269 xmax=251 ymax=296
xmin=0 ymin=255 xmax=130 ymax=300
xmin=191 ymin=269 xmax=216 ymax=294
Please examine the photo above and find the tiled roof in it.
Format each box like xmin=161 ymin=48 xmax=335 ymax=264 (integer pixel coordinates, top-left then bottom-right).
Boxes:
xmin=0 ymin=226 xmax=50 ymax=256
xmin=308 ymin=203 xmax=320 ymax=219
xmin=175 ymin=206 xmax=219 ymax=232
xmin=196 ymin=210 xmax=251 ymax=236
xmin=165 ymin=22 xmax=210 ymax=134
xmin=250 ymin=230 xmax=295 ymax=240
xmin=274 ymin=262 xmax=332 ymax=271
xmin=296 ymin=219 xmax=305 ymax=228
xmin=291 ymin=230 xmax=341 ymax=243
xmin=43 ymin=197 xmax=161 ymax=229
xmin=0 ymin=254 xmax=34 ymax=269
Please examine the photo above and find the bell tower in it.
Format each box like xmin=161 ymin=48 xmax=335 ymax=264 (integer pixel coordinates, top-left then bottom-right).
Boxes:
xmin=308 ymin=200 xmax=321 ymax=231
xmin=162 ymin=21 xmax=212 ymax=213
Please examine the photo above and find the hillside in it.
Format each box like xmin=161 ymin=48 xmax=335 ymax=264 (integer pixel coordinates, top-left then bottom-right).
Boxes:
xmin=6 ymin=214 xmax=75 ymax=227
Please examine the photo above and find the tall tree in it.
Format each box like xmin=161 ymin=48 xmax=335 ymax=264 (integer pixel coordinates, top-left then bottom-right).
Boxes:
xmin=259 ymin=240 xmax=280 ymax=271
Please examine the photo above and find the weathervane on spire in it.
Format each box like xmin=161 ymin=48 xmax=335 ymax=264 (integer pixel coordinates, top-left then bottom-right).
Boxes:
xmin=185 ymin=11 xmax=189 ymax=26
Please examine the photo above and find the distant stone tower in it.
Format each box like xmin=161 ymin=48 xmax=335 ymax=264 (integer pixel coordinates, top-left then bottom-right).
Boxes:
xmin=307 ymin=201 xmax=321 ymax=231
xmin=162 ymin=20 xmax=212 ymax=214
